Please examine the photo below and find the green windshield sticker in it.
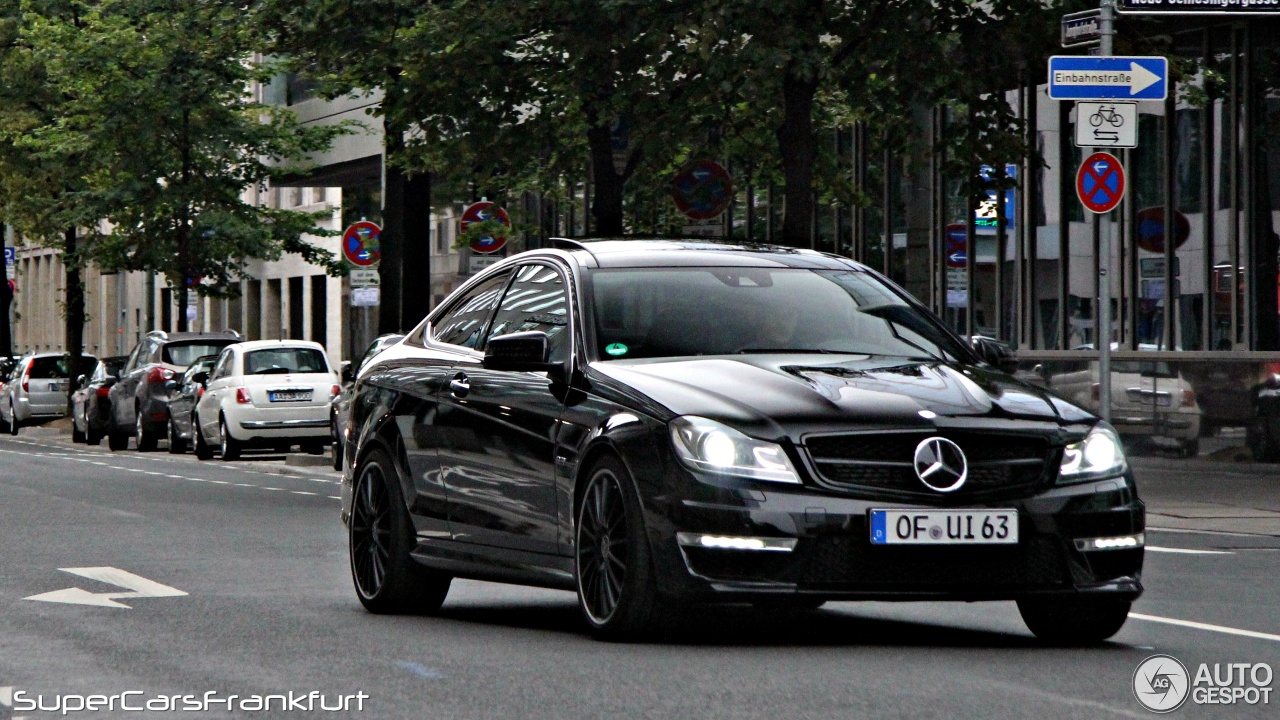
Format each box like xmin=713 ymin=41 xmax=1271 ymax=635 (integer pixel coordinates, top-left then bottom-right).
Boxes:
xmin=605 ymin=343 xmax=629 ymax=357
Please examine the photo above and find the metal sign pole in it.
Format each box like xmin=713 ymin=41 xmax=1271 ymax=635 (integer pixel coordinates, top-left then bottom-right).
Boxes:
xmin=1098 ymin=0 xmax=1114 ymax=422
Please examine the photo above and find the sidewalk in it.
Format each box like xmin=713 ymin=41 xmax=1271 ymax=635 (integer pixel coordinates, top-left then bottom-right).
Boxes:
xmin=1130 ymin=456 xmax=1280 ymax=537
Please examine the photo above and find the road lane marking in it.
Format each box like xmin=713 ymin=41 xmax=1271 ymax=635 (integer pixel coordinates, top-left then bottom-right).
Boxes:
xmin=292 ymin=491 xmax=316 ymax=496
xmin=263 ymin=487 xmax=283 ymax=491
xmin=25 ymin=567 xmax=187 ymax=609
xmin=1131 ymin=613 xmax=1280 ymax=643
xmin=1146 ymin=546 xmax=1233 ymax=555
xmin=329 ymin=496 xmax=341 ymax=500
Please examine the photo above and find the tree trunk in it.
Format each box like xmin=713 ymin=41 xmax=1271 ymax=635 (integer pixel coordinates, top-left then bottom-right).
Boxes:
xmin=401 ymin=171 xmax=433 ymax=328
xmin=177 ymin=282 xmax=189 ymax=332
xmin=380 ymin=114 xmax=405 ymax=334
xmin=64 ymin=227 xmax=85 ymax=415
xmin=0 ymin=223 xmax=11 ymax=358
xmin=587 ymin=124 xmax=625 ymax=236
xmin=776 ymin=69 xmax=819 ymax=247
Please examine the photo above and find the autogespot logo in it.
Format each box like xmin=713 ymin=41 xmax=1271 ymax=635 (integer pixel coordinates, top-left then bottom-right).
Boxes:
xmin=1134 ymin=655 xmax=1191 ymax=713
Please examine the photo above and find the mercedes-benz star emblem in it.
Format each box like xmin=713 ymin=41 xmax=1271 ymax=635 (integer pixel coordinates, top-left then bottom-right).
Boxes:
xmin=913 ymin=437 xmax=968 ymax=493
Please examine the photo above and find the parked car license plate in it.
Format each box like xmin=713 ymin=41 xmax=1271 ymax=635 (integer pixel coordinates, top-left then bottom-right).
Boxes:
xmin=268 ymin=390 xmax=312 ymax=402
xmin=870 ymin=509 xmax=1018 ymax=545
xmin=48 ymin=382 xmax=61 ymax=392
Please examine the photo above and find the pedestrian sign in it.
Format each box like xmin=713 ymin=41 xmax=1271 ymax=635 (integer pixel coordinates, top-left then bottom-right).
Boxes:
xmin=1076 ymin=152 xmax=1126 ymax=214
xmin=1048 ymin=56 xmax=1167 ymax=101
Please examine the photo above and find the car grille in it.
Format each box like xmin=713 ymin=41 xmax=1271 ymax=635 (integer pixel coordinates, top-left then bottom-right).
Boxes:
xmin=803 ymin=431 xmax=1056 ymax=499
xmin=800 ymin=535 xmax=1070 ymax=589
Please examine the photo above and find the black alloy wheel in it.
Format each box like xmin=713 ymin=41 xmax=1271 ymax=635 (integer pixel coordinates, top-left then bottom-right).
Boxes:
xmin=193 ymin=414 xmax=213 ymax=460
xmin=575 ymin=456 xmax=667 ymax=640
xmin=218 ymin=417 xmax=241 ymax=461
xmin=135 ymin=411 xmax=158 ymax=452
xmin=167 ymin=419 xmax=186 ymax=454
xmin=349 ymin=448 xmax=451 ymax=614
xmin=1017 ymin=596 xmax=1132 ymax=645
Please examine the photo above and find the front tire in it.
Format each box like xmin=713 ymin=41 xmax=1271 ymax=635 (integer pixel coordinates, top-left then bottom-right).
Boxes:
xmin=193 ymin=414 xmax=213 ymax=460
xmin=575 ymin=455 xmax=668 ymax=641
xmin=72 ymin=420 xmax=86 ymax=443
xmin=86 ymin=426 xmax=102 ymax=445
xmin=1017 ymin=596 xmax=1131 ymax=645
xmin=167 ymin=419 xmax=186 ymax=454
xmin=218 ymin=417 xmax=241 ymax=461
xmin=8 ymin=415 xmax=18 ymax=435
xmin=349 ymin=448 xmax=451 ymax=614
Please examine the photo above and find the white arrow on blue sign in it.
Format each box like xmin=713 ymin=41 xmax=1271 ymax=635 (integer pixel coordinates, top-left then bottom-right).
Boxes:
xmin=1048 ymin=56 xmax=1168 ymax=101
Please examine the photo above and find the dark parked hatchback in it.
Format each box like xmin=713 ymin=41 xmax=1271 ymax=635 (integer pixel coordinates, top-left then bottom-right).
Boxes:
xmin=341 ymin=240 xmax=1144 ymax=641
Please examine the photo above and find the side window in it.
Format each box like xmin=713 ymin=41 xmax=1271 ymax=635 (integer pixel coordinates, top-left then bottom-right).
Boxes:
xmin=484 ymin=264 xmax=570 ymax=362
xmin=430 ymin=272 xmax=511 ymax=349
xmin=211 ymin=350 xmax=234 ymax=381
xmin=124 ymin=343 xmax=144 ymax=373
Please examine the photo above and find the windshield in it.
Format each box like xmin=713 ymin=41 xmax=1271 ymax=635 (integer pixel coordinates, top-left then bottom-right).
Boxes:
xmin=163 ymin=342 xmax=235 ymax=367
xmin=591 ymin=267 xmax=969 ymax=362
xmin=244 ymin=348 xmax=330 ymax=375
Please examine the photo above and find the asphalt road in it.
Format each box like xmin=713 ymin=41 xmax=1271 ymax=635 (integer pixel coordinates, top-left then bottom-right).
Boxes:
xmin=0 ymin=433 xmax=1277 ymax=719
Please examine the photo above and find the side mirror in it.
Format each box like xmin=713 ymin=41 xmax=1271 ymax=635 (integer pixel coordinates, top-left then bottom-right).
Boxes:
xmin=191 ymin=371 xmax=209 ymax=387
xmin=970 ymin=336 xmax=1017 ymax=374
xmin=483 ymin=331 xmax=561 ymax=374
xmin=76 ymin=374 xmax=87 ymax=389
xmin=340 ymin=361 xmax=354 ymax=384
xmin=164 ymin=379 xmax=180 ymax=391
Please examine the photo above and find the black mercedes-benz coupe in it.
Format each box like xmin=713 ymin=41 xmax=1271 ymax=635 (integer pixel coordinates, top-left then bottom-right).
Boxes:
xmin=340 ymin=239 xmax=1144 ymax=642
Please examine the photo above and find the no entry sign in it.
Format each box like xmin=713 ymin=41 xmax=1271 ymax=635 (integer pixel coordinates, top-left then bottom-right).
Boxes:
xmin=460 ymin=202 xmax=510 ymax=254
xmin=1076 ymin=152 xmax=1125 ymax=214
xmin=342 ymin=221 xmax=382 ymax=267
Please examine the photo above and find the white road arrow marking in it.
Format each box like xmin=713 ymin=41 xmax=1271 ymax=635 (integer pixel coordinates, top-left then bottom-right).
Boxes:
xmin=24 ymin=567 xmax=187 ymax=609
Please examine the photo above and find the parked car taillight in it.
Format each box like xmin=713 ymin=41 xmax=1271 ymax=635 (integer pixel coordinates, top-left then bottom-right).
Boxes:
xmin=21 ymin=367 xmax=29 ymax=393
xmin=331 ymin=384 xmax=341 ymax=399
xmin=235 ymin=388 xmax=251 ymax=404
xmin=96 ymin=386 xmax=110 ymax=398
xmin=197 ymin=386 xmax=204 ymax=399
xmin=146 ymin=366 xmax=175 ymax=384
xmin=1182 ymin=389 xmax=1197 ymax=407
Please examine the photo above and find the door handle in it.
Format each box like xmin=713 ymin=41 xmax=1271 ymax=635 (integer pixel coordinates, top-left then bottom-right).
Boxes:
xmin=449 ymin=373 xmax=470 ymax=398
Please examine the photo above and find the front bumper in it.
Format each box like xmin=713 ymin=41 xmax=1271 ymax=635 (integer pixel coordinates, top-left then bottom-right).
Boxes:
xmin=645 ymin=471 xmax=1144 ymax=603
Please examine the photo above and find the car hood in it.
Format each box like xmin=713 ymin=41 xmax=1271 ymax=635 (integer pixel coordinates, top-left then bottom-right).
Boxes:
xmin=588 ymin=355 xmax=1092 ymax=440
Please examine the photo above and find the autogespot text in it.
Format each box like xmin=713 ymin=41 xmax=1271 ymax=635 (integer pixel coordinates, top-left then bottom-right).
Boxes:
xmin=10 ymin=690 xmax=369 ymax=714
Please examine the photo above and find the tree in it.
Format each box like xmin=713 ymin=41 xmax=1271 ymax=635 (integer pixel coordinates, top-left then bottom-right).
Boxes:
xmin=25 ymin=0 xmax=346 ymax=332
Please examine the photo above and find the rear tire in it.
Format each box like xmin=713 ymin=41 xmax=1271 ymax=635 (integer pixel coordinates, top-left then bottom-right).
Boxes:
xmin=349 ymin=448 xmax=451 ymax=614
xmin=167 ymin=419 xmax=186 ymax=454
xmin=218 ymin=417 xmax=241 ymax=461
xmin=135 ymin=411 xmax=158 ymax=452
xmin=72 ymin=422 xmax=86 ymax=443
xmin=86 ymin=427 xmax=102 ymax=445
xmin=193 ymin=415 xmax=213 ymax=460
xmin=108 ymin=426 xmax=129 ymax=451
xmin=575 ymin=455 xmax=670 ymax=641
xmin=1017 ymin=596 xmax=1131 ymax=645
xmin=9 ymin=417 xmax=20 ymax=435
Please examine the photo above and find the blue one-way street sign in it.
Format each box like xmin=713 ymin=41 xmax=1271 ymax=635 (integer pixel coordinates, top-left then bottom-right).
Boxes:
xmin=1048 ymin=56 xmax=1168 ymax=101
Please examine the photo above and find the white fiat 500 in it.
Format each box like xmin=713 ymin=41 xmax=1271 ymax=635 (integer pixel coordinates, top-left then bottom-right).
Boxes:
xmin=193 ymin=340 xmax=339 ymax=460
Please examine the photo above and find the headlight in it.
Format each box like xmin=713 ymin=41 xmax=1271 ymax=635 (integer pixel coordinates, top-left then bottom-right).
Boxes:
xmin=1058 ymin=424 xmax=1126 ymax=483
xmin=669 ymin=416 xmax=801 ymax=484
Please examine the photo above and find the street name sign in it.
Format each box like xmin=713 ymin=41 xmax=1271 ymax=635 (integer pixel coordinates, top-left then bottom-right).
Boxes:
xmin=1061 ymin=9 xmax=1102 ymax=47
xmin=1077 ymin=152 xmax=1126 ymax=214
xmin=1048 ymin=56 xmax=1168 ymax=101
xmin=1074 ymin=102 xmax=1138 ymax=148
xmin=1119 ymin=0 xmax=1280 ymax=13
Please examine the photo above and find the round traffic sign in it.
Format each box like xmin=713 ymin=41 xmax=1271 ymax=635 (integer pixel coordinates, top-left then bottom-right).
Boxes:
xmin=672 ymin=160 xmax=734 ymax=220
xmin=1135 ymin=207 xmax=1191 ymax=254
xmin=1076 ymin=152 xmax=1125 ymax=214
xmin=342 ymin=221 xmax=382 ymax=267
xmin=460 ymin=202 xmax=510 ymax=254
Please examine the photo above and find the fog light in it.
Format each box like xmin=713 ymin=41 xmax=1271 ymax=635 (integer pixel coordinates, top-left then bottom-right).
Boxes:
xmin=676 ymin=533 xmax=797 ymax=552
xmin=1074 ymin=533 xmax=1144 ymax=552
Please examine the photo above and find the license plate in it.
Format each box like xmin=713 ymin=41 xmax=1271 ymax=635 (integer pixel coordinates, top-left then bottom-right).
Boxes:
xmin=870 ymin=509 xmax=1018 ymax=545
xmin=48 ymin=383 xmax=61 ymax=392
xmin=268 ymin=390 xmax=312 ymax=402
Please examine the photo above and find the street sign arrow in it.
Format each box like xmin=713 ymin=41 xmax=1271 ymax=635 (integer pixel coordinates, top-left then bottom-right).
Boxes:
xmin=24 ymin=567 xmax=187 ymax=609
xmin=1049 ymin=56 xmax=1168 ymax=100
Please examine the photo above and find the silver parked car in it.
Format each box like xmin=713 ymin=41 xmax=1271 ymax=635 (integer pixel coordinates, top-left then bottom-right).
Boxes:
xmin=1 ymin=353 xmax=97 ymax=434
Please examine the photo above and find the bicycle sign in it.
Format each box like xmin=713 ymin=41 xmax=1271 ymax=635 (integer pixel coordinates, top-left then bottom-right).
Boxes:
xmin=1074 ymin=102 xmax=1137 ymax=148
